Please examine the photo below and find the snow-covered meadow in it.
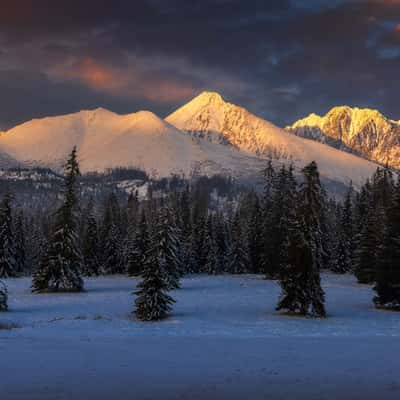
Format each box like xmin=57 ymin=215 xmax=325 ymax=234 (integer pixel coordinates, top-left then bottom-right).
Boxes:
xmin=1 ymin=273 xmax=400 ymax=399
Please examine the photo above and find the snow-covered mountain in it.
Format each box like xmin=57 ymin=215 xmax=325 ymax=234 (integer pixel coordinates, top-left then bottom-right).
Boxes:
xmin=0 ymin=107 xmax=268 ymax=179
xmin=0 ymin=93 xmax=382 ymax=189
xmin=166 ymin=92 xmax=379 ymax=187
xmin=286 ymin=106 xmax=400 ymax=169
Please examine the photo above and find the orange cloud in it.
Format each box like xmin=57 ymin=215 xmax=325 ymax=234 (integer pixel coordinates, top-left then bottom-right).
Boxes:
xmin=52 ymin=57 xmax=127 ymax=92
xmin=49 ymin=56 xmax=196 ymax=103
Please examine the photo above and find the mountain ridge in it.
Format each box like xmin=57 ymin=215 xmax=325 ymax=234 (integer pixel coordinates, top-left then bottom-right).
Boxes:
xmin=286 ymin=106 xmax=400 ymax=169
xmin=0 ymin=93 xmax=383 ymax=190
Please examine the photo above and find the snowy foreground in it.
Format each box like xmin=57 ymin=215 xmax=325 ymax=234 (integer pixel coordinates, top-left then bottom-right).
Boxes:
xmin=1 ymin=273 xmax=400 ymax=400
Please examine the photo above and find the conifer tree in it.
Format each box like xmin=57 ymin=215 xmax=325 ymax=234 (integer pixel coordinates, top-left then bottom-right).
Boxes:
xmin=128 ymin=211 xmax=150 ymax=276
xmin=103 ymin=222 xmax=123 ymax=274
xmin=176 ymin=185 xmax=192 ymax=271
xmin=82 ymin=199 xmax=100 ymax=276
xmin=374 ymin=180 xmax=400 ymax=310
xmin=354 ymin=204 xmax=385 ymax=284
xmin=126 ymin=232 xmax=142 ymax=276
xmin=228 ymin=211 xmax=249 ymax=274
xmin=134 ymin=233 xmax=175 ymax=321
xmin=332 ymin=186 xmax=354 ymax=273
xmin=127 ymin=190 xmax=139 ymax=227
xmin=276 ymin=162 xmax=326 ymax=317
xmin=157 ymin=206 xmax=182 ymax=289
xmin=214 ymin=212 xmax=228 ymax=274
xmin=0 ymin=280 xmax=7 ymax=312
xmin=247 ymin=195 xmax=263 ymax=274
xmin=203 ymin=214 xmax=218 ymax=274
xmin=0 ymin=193 xmax=17 ymax=278
xmin=14 ymin=211 xmax=26 ymax=274
xmin=298 ymin=161 xmax=326 ymax=271
xmin=277 ymin=211 xmax=326 ymax=318
xmin=32 ymin=147 xmax=84 ymax=293
xmin=261 ymin=160 xmax=276 ymax=276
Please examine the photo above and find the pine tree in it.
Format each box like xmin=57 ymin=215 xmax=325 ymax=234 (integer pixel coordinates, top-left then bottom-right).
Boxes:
xmin=0 ymin=193 xmax=17 ymax=278
xmin=0 ymin=280 xmax=7 ymax=312
xmin=32 ymin=147 xmax=84 ymax=293
xmin=228 ymin=211 xmax=249 ymax=274
xmin=82 ymin=199 xmax=100 ymax=276
xmin=157 ymin=206 xmax=182 ymax=290
xmin=373 ymin=180 xmax=400 ymax=310
xmin=134 ymin=233 xmax=175 ymax=321
xmin=14 ymin=211 xmax=26 ymax=275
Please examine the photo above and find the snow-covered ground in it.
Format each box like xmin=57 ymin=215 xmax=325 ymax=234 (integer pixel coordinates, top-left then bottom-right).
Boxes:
xmin=1 ymin=274 xmax=400 ymax=400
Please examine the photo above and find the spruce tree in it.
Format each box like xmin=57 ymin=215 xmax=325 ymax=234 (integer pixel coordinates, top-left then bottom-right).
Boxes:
xmin=157 ymin=206 xmax=181 ymax=290
xmin=82 ymin=199 xmax=100 ymax=276
xmin=128 ymin=211 xmax=150 ymax=276
xmin=277 ymin=211 xmax=326 ymax=318
xmin=373 ymin=181 xmax=400 ymax=310
xmin=103 ymin=222 xmax=123 ymax=274
xmin=32 ymin=147 xmax=84 ymax=293
xmin=332 ymin=186 xmax=354 ymax=274
xmin=134 ymin=233 xmax=175 ymax=321
xmin=214 ymin=212 xmax=228 ymax=274
xmin=261 ymin=160 xmax=276 ymax=276
xmin=0 ymin=193 xmax=17 ymax=278
xmin=277 ymin=162 xmax=326 ymax=318
xmin=354 ymin=204 xmax=384 ymax=284
xmin=203 ymin=214 xmax=218 ymax=274
xmin=299 ymin=161 xmax=326 ymax=271
xmin=247 ymin=195 xmax=263 ymax=274
xmin=228 ymin=211 xmax=249 ymax=274
xmin=0 ymin=280 xmax=7 ymax=312
xmin=126 ymin=232 xmax=142 ymax=277
xmin=14 ymin=211 xmax=26 ymax=275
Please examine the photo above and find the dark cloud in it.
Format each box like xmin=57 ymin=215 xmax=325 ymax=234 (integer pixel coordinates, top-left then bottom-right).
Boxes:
xmin=0 ymin=0 xmax=400 ymax=129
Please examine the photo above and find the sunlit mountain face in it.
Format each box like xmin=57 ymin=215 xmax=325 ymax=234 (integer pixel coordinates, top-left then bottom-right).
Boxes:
xmin=1 ymin=0 xmax=400 ymax=131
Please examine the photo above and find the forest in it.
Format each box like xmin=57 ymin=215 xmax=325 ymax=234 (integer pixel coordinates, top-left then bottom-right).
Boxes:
xmin=0 ymin=148 xmax=399 ymax=320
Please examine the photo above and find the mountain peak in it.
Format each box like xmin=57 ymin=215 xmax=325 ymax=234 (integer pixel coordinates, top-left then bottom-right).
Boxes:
xmin=287 ymin=105 xmax=400 ymax=169
xmin=176 ymin=91 xmax=226 ymax=114
xmin=195 ymin=91 xmax=225 ymax=102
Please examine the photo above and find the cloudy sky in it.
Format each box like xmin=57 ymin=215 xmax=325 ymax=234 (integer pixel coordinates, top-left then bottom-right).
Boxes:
xmin=1 ymin=0 xmax=400 ymax=129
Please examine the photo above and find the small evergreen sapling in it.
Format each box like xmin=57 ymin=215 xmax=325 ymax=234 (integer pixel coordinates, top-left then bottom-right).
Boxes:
xmin=134 ymin=235 xmax=175 ymax=321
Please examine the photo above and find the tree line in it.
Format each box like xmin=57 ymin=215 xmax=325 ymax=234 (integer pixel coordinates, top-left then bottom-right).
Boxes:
xmin=0 ymin=148 xmax=399 ymax=320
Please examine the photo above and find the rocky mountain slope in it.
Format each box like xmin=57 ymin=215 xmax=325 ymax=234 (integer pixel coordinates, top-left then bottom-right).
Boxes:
xmin=166 ymin=92 xmax=379 ymax=186
xmin=286 ymin=106 xmax=400 ymax=169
